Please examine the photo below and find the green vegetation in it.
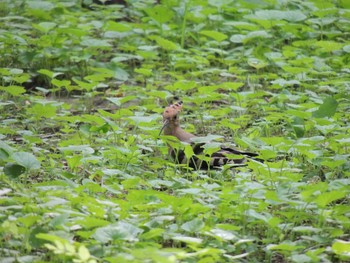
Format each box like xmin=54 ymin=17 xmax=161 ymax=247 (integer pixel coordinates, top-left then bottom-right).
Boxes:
xmin=1 ymin=0 xmax=350 ymax=262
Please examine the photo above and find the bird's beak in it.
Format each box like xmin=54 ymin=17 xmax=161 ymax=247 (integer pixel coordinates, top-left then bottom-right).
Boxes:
xmin=159 ymin=119 xmax=169 ymax=136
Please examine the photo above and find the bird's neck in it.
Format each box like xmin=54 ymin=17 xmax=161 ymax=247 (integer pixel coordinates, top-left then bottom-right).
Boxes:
xmin=164 ymin=125 xmax=195 ymax=143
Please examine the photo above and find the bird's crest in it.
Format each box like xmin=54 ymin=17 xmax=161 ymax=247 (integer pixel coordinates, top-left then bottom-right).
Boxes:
xmin=162 ymin=101 xmax=183 ymax=119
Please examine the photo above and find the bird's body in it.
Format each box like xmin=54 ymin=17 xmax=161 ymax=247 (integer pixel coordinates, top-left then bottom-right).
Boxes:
xmin=160 ymin=101 xmax=260 ymax=170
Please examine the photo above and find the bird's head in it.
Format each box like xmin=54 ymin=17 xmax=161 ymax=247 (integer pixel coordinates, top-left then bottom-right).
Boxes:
xmin=159 ymin=101 xmax=183 ymax=135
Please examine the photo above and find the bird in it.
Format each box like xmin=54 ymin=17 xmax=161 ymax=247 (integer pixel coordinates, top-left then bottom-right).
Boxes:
xmin=159 ymin=101 xmax=261 ymax=170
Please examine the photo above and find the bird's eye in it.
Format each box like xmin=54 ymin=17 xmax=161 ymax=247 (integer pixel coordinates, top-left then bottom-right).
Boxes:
xmin=174 ymin=115 xmax=177 ymax=119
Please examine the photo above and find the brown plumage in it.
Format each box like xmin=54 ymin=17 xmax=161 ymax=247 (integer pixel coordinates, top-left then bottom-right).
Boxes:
xmin=160 ymin=101 xmax=260 ymax=170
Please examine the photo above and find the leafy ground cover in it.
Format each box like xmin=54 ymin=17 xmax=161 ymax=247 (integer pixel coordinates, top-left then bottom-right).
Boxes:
xmin=1 ymin=0 xmax=350 ymax=262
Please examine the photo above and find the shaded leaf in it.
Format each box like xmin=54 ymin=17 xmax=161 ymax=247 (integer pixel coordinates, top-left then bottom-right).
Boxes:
xmin=312 ymin=97 xmax=338 ymax=118
xmin=12 ymin=152 xmax=40 ymax=170
xmin=4 ymin=163 xmax=26 ymax=178
xmin=181 ymin=218 xmax=204 ymax=233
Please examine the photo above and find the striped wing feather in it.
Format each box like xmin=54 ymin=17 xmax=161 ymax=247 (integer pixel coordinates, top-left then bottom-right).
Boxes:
xmin=171 ymin=143 xmax=260 ymax=170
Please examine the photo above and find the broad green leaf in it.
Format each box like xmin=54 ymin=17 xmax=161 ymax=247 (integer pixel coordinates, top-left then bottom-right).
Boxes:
xmin=173 ymin=80 xmax=197 ymax=91
xmin=343 ymin=45 xmax=350 ymax=53
xmin=36 ymin=234 xmax=69 ymax=244
xmin=135 ymin=68 xmax=153 ymax=77
xmin=191 ymin=134 xmax=223 ymax=144
xmin=106 ymin=95 xmax=136 ymax=106
xmin=267 ymin=243 xmax=303 ymax=251
xmin=38 ymin=69 xmax=63 ymax=79
xmin=314 ymin=41 xmax=343 ymax=52
xmin=253 ymin=10 xmax=307 ymax=22
xmin=332 ymin=240 xmax=350 ymax=257
xmin=172 ymin=235 xmax=203 ymax=244
xmin=93 ymin=222 xmax=143 ymax=242
xmin=32 ymin=22 xmax=56 ymax=33
xmin=153 ymin=36 xmax=178 ymax=51
xmin=104 ymin=21 xmax=131 ymax=32
xmin=27 ymin=103 xmax=57 ymax=118
xmin=230 ymin=34 xmax=245 ymax=43
xmin=59 ymin=145 xmax=94 ymax=154
xmin=181 ymin=218 xmax=204 ymax=233
xmin=78 ymin=245 xmax=91 ymax=261
xmin=248 ymin=58 xmax=268 ymax=69
xmin=12 ymin=152 xmax=40 ymax=170
xmin=72 ymin=78 xmax=96 ymax=91
xmin=51 ymin=79 xmax=71 ymax=88
xmin=314 ymin=191 xmax=347 ymax=208
xmin=27 ymin=1 xmax=54 ymax=10
xmin=209 ymin=228 xmax=237 ymax=241
xmin=145 ymin=5 xmax=174 ymax=23
xmin=81 ymin=38 xmax=111 ymax=47
xmin=312 ymin=97 xmax=338 ymax=118
xmin=199 ymin=30 xmax=228 ymax=42
xmin=3 ymin=163 xmax=26 ymax=178
xmin=140 ymin=228 xmax=164 ymax=240
xmin=0 ymin=85 xmax=26 ymax=96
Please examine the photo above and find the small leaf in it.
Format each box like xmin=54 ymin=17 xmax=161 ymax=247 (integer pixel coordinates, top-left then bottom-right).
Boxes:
xmin=184 ymin=144 xmax=195 ymax=160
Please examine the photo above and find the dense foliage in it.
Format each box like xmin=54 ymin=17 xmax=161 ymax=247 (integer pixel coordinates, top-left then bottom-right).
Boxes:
xmin=0 ymin=0 xmax=349 ymax=262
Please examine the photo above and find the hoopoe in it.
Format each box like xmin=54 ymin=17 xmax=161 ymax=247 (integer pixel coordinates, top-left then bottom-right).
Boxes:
xmin=159 ymin=101 xmax=260 ymax=170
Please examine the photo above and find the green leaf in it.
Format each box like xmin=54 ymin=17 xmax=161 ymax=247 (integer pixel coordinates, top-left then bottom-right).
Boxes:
xmin=27 ymin=103 xmax=57 ymax=118
xmin=343 ymin=45 xmax=350 ymax=53
xmin=172 ymin=235 xmax=203 ymax=244
xmin=152 ymin=36 xmax=178 ymax=51
xmin=134 ymin=68 xmax=153 ymax=77
xmin=312 ymin=97 xmax=338 ymax=118
xmin=314 ymin=41 xmax=343 ymax=52
xmin=267 ymin=243 xmax=303 ymax=251
xmin=51 ymin=79 xmax=71 ymax=88
xmin=248 ymin=58 xmax=268 ymax=69
xmin=3 ymin=163 xmax=26 ymax=178
xmin=38 ymin=69 xmax=63 ymax=79
xmin=181 ymin=218 xmax=205 ymax=233
xmin=12 ymin=152 xmax=41 ymax=170
xmin=32 ymin=22 xmax=56 ymax=33
xmin=78 ymin=245 xmax=91 ymax=261
xmin=184 ymin=144 xmax=194 ymax=160
xmin=0 ymin=85 xmax=26 ymax=96
xmin=106 ymin=96 xmax=137 ymax=107
xmin=332 ymin=240 xmax=350 ymax=257
xmin=93 ymin=222 xmax=143 ymax=243
xmin=314 ymin=191 xmax=346 ymax=208
xmin=253 ymin=10 xmax=307 ymax=22
xmin=81 ymin=38 xmax=111 ymax=48
xmin=140 ymin=228 xmax=164 ymax=240
xmin=145 ymin=5 xmax=174 ymax=23
xmin=191 ymin=134 xmax=223 ymax=144
xmin=104 ymin=21 xmax=131 ymax=32
xmin=199 ymin=30 xmax=228 ymax=42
